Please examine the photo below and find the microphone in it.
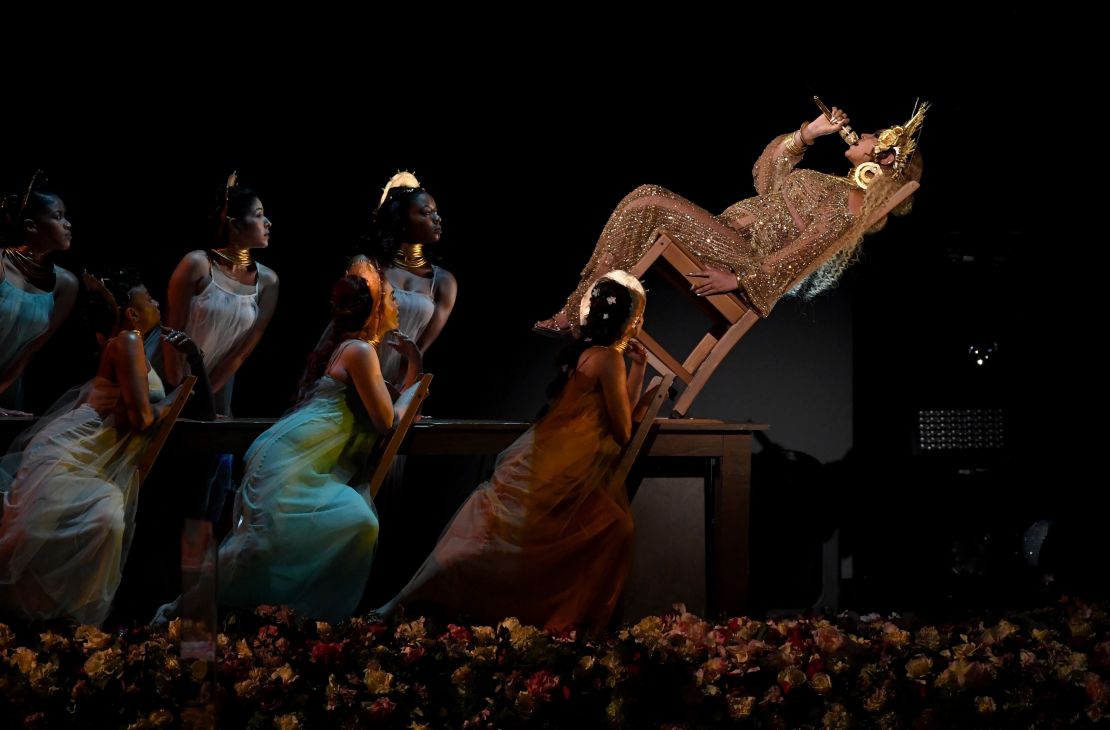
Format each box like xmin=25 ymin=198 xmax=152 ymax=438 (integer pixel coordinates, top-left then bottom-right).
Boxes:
xmin=813 ymin=96 xmax=859 ymax=145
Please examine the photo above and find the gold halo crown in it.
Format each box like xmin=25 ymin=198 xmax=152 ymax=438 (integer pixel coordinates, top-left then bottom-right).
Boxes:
xmin=579 ymin=270 xmax=647 ymax=327
xmin=871 ymin=100 xmax=929 ymax=175
xmin=378 ymin=171 xmax=422 ymax=209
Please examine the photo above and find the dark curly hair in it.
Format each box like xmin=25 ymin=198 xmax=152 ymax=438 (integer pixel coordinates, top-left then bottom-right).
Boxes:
xmin=364 ymin=185 xmax=430 ymax=267
xmin=544 ymin=278 xmax=638 ymax=403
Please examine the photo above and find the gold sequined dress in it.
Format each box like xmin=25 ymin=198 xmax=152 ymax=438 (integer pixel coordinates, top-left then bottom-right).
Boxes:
xmin=562 ymin=132 xmax=897 ymax=320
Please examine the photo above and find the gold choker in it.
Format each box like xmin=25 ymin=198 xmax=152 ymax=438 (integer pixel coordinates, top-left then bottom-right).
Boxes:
xmin=210 ymin=247 xmax=254 ymax=268
xmin=3 ymin=246 xmax=55 ymax=290
xmin=393 ymin=243 xmax=428 ymax=270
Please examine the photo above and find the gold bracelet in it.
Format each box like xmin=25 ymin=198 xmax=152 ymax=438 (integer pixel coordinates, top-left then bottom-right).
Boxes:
xmin=798 ymin=121 xmax=813 ymax=146
xmin=783 ymin=130 xmax=807 ymax=156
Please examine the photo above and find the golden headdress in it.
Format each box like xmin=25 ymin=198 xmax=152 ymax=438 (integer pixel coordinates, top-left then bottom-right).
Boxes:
xmin=871 ymin=100 xmax=929 ymax=176
xmin=214 ymin=170 xmax=239 ymax=240
xmin=1 ymin=169 xmax=46 ymax=235
xmin=579 ymin=270 xmax=646 ymax=326
xmin=579 ymin=270 xmax=647 ymax=351
xmin=378 ymin=171 xmax=422 ymax=209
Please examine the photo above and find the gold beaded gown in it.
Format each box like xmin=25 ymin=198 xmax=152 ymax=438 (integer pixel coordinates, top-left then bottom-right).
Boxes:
xmin=561 ymin=131 xmax=909 ymax=321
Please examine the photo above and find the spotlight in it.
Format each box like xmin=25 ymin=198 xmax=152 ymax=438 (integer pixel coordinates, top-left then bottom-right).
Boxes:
xmin=967 ymin=341 xmax=998 ymax=368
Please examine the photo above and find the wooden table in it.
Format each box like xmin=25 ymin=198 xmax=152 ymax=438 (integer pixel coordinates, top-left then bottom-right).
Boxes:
xmin=1 ymin=417 xmax=766 ymax=617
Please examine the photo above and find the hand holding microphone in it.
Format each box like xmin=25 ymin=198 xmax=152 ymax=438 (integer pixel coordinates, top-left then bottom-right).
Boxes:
xmin=814 ymin=96 xmax=860 ymax=145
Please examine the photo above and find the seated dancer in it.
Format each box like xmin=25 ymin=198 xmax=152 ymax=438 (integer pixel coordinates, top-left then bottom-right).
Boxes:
xmin=204 ymin=269 xmax=424 ymax=622
xmin=1 ymin=172 xmax=79 ymax=415
xmin=535 ymin=101 xmax=927 ymax=334
xmin=0 ymin=268 xmax=206 ymax=625
xmin=381 ymin=271 xmax=649 ymax=632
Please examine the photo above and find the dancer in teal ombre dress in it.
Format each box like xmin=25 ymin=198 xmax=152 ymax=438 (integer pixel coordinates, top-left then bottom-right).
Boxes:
xmin=216 ymin=272 xmax=423 ymax=622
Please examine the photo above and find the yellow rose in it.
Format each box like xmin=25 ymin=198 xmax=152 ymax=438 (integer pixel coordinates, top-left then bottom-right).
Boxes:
xmin=38 ymin=631 xmax=69 ymax=651
xmin=509 ymin=623 xmax=542 ymax=652
xmin=777 ymin=667 xmax=807 ymax=690
xmin=235 ymin=678 xmax=259 ymax=698
xmin=471 ymin=626 xmax=496 ymax=645
xmin=823 ymin=703 xmax=851 ymax=730
xmin=75 ymin=625 xmax=112 ymax=651
xmin=810 ymin=672 xmax=833 ymax=694
xmin=271 ymin=664 xmax=296 ymax=684
xmin=632 ymin=616 xmax=663 ymax=644
xmin=975 ymin=696 xmax=996 ymax=715
xmin=864 ymin=687 xmax=889 ymax=712
xmin=727 ymin=695 xmax=755 ymax=719
xmin=363 ymin=668 xmax=394 ymax=695
xmin=84 ymin=649 xmax=122 ymax=680
xmin=273 ymin=713 xmax=302 ymax=730
xmin=10 ymin=646 xmax=36 ymax=674
xmin=915 ymin=626 xmax=941 ymax=651
xmin=906 ymin=655 xmax=933 ymax=678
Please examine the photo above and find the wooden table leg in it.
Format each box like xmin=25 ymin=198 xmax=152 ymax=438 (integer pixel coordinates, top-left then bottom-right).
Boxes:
xmin=709 ymin=433 xmax=751 ymax=617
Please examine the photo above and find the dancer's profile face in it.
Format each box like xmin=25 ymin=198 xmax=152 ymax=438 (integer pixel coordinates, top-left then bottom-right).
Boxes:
xmin=404 ymin=192 xmax=442 ymax=245
xmin=229 ymin=197 xmax=272 ymax=249
xmin=126 ymin=285 xmax=162 ymax=335
xmin=24 ymin=194 xmax=72 ymax=252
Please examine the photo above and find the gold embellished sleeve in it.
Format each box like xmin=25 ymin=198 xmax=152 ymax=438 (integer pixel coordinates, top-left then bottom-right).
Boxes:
xmin=724 ymin=173 xmax=857 ymax=315
xmin=752 ymin=133 xmax=804 ymax=197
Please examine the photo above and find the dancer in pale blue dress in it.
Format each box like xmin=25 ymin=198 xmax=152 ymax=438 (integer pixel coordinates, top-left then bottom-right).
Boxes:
xmin=215 ymin=270 xmax=423 ymax=621
xmin=0 ymin=175 xmax=79 ymax=414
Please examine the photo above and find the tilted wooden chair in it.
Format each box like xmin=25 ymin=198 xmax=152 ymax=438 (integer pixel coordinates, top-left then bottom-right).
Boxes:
xmin=612 ymin=373 xmax=676 ymax=489
xmin=630 ymin=181 xmax=920 ymax=417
